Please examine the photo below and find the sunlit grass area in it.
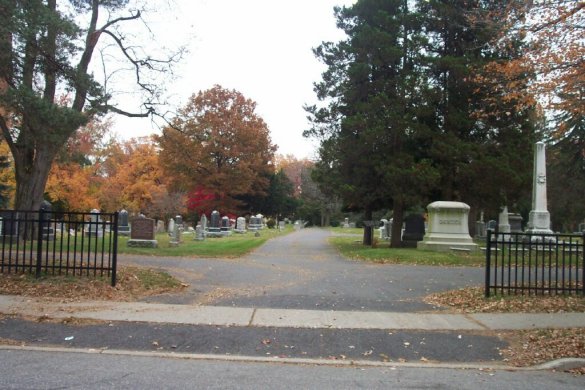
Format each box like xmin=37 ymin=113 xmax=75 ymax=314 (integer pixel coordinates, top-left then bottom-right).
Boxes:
xmin=117 ymin=226 xmax=293 ymax=257
xmin=329 ymin=235 xmax=485 ymax=266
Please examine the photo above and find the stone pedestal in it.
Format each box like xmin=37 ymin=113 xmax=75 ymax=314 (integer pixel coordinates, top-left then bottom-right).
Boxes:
xmin=417 ymin=201 xmax=478 ymax=252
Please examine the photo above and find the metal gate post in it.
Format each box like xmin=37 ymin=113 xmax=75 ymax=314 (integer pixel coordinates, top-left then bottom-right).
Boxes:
xmin=485 ymin=229 xmax=492 ymax=297
xmin=35 ymin=209 xmax=44 ymax=278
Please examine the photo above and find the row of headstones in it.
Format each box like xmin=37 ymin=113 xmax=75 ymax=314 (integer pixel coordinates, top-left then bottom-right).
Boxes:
xmin=0 ymin=205 xmax=107 ymax=241
xmin=343 ymin=216 xmax=426 ymax=247
xmin=475 ymin=208 xmax=524 ymax=239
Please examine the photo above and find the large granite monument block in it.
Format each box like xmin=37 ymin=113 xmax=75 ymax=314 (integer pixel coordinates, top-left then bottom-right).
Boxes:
xmin=417 ymin=201 xmax=478 ymax=252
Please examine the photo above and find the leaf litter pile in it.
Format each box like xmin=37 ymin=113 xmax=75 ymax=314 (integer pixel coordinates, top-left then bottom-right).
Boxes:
xmin=425 ymin=286 xmax=585 ymax=374
xmin=0 ymin=266 xmax=187 ymax=302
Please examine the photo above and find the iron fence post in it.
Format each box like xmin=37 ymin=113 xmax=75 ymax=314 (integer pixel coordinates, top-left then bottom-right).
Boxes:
xmin=485 ymin=229 xmax=492 ymax=297
xmin=35 ymin=208 xmax=43 ymax=278
xmin=582 ymin=233 xmax=585 ymax=296
xmin=111 ymin=211 xmax=119 ymax=287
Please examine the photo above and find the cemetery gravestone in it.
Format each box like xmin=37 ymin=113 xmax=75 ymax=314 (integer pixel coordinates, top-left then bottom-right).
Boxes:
xmin=168 ymin=218 xmax=175 ymax=237
xmin=343 ymin=218 xmax=350 ymax=228
xmin=208 ymin=211 xmax=222 ymax=237
xmin=175 ymin=215 xmax=185 ymax=239
xmin=118 ymin=209 xmax=131 ymax=236
xmin=127 ymin=217 xmax=158 ymax=248
xmin=156 ymin=220 xmax=165 ymax=234
xmin=476 ymin=211 xmax=486 ymax=239
xmin=498 ymin=206 xmax=511 ymax=233
xmin=85 ymin=209 xmax=103 ymax=238
xmin=248 ymin=215 xmax=262 ymax=231
xmin=169 ymin=219 xmax=181 ymax=246
xmin=221 ymin=216 xmax=230 ymax=232
xmin=220 ymin=216 xmax=232 ymax=236
xmin=40 ymin=200 xmax=55 ymax=241
xmin=195 ymin=224 xmax=205 ymax=241
xmin=509 ymin=213 xmax=523 ymax=233
xmin=487 ymin=220 xmax=497 ymax=231
xmin=379 ymin=219 xmax=390 ymax=240
xmin=200 ymin=214 xmax=208 ymax=231
xmin=0 ymin=211 xmax=17 ymax=238
xmin=417 ymin=201 xmax=478 ymax=252
xmin=402 ymin=214 xmax=425 ymax=248
xmin=235 ymin=217 xmax=246 ymax=234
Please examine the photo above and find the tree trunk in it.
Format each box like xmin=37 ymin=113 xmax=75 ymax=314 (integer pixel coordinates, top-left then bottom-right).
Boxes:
xmin=363 ymin=207 xmax=373 ymax=246
xmin=390 ymin=198 xmax=404 ymax=248
xmin=12 ymin=144 xmax=54 ymax=211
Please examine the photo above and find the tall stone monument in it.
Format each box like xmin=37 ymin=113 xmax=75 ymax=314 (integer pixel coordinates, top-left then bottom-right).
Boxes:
xmin=526 ymin=142 xmax=553 ymax=235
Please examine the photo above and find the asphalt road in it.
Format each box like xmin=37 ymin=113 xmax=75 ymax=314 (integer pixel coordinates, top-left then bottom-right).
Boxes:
xmin=1 ymin=349 xmax=583 ymax=390
xmin=122 ymin=228 xmax=483 ymax=311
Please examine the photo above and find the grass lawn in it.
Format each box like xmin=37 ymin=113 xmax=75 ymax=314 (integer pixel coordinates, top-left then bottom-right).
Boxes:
xmin=329 ymin=231 xmax=485 ymax=266
xmin=117 ymin=226 xmax=293 ymax=257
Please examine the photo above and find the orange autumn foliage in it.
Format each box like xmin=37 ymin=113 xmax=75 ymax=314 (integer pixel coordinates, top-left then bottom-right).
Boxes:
xmin=157 ymin=85 xmax=276 ymax=215
xmin=475 ymin=1 xmax=584 ymax=125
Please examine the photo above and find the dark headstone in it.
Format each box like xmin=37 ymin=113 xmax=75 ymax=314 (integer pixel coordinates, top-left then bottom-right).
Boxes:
xmin=130 ymin=217 xmax=155 ymax=240
xmin=221 ymin=216 xmax=230 ymax=232
xmin=402 ymin=214 xmax=425 ymax=248
xmin=0 ymin=211 xmax=18 ymax=236
xmin=40 ymin=200 xmax=55 ymax=241
xmin=209 ymin=211 xmax=221 ymax=233
xmin=118 ymin=209 xmax=131 ymax=236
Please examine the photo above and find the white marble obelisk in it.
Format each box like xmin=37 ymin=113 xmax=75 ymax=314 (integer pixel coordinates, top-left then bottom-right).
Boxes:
xmin=526 ymin=142 xmax=553 ymax=235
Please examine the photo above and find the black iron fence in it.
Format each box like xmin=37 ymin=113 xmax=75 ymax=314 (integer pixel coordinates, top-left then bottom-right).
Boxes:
xmin=0 ymin=209 xmax=119 ymax=286
xmin=485 ymin=230 xmax=584 ymax=297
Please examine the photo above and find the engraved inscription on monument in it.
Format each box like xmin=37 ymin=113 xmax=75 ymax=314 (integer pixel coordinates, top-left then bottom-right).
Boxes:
xmin=130 ymin=218 xmax=155 ymax=240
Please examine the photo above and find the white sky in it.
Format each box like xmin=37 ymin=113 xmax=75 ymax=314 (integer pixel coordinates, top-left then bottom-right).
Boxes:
xmin=109 ymin=0 xmax=355 ymax=159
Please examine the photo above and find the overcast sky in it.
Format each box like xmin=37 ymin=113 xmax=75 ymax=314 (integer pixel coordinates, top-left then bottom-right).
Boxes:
xmin=110 ymin=0 xmax=356 ymax=159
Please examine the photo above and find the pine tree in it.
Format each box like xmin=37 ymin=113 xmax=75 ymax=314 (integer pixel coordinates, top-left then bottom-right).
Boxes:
xmin=306 ymin=0 xmax=437 ymax=246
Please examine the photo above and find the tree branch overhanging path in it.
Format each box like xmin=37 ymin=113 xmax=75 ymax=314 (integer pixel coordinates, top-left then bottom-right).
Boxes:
xmin=0 ymin=0 xmax=184 ymax=210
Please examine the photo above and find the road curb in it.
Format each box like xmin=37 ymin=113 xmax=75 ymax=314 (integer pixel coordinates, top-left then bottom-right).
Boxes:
xmin=1 ymin=344 xmax=581 ymax=372
xmin=530 ymin=358 xmax=585 ymax=371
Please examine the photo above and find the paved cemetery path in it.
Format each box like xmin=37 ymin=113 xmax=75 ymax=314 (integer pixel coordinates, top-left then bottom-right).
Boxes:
xmin=121 ymin=228 xmax=483 ymax=312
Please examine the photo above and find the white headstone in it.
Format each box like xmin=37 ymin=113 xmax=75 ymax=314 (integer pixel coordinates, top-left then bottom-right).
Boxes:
xmin=168 ymin=218 xmax=175 ymax=236
xmin=195 ymin=224 xmax=205 ymax=241
xmin=498 ymin=206 xmax=511 ymax=233
xmin=235 ymin=217 xmax=246 ymax=232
